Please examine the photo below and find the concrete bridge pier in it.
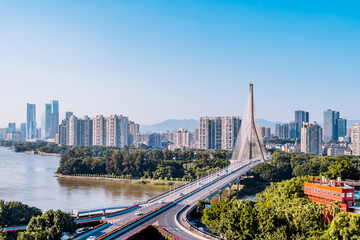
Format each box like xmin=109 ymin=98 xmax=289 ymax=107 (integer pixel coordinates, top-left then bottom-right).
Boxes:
xmin=219 ymin=190 xmax=223 ymax=201
xmin=103 ymin=210 xmax=106 ymax=215
xmin=228 ymin=185 xmax=232 ymax=198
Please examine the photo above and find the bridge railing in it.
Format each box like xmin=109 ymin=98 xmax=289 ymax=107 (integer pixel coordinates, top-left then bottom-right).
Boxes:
xmin=146 ymin=167 xmax=229 ymax=204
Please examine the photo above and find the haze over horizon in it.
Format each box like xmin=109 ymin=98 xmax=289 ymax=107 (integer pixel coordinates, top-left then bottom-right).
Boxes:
xmin=1 ymin=1 xmax=359 ymax=127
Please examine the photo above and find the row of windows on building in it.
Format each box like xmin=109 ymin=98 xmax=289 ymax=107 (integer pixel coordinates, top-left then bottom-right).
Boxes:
xmin=308 ymin=195 xmax=349 ymax=208
xmin=305 ymin=186 xmax=353 ymax=198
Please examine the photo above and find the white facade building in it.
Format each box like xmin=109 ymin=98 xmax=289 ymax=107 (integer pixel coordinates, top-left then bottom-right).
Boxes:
xmin=351 ymin=123 xmax=360 ymax=156
xmin=301 ymin=122 xmax=322 ymax=155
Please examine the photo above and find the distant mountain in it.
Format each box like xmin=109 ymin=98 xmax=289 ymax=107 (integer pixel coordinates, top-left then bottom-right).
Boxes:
xmin=256 ymin=119 xmax=282 ymax=133
xmin=140 ymin=119 xmax=198 ymax=133
xmin=140 ymin=118 xmax=281 ymax=133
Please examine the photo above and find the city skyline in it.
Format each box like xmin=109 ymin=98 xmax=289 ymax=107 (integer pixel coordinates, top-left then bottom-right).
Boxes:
xmin=2 ymin=102 xmax=360 ymax=130
xmin=1 ymin=1 xmax=360 ymax=126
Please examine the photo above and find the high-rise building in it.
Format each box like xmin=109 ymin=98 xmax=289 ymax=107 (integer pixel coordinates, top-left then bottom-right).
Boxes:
xmin=68 ymin=115 xmax=79 ymax=146
xmin=93 ymin=115 xmax=107 ymax=146
xmin=58 ymin=119 xmax=68 ymax=146
xmin=275 ymin=123 xmax=289 ymax=139
xmin=337 ymin=118 xmax=347 ymax=138
xmin=65 ymin=112 xmax=73 ymax=119
xmin=323 ymin=109 xmax=339 ymax=143
xmin=174 ymin=128 xmax=191 ymax=149
xmin=120 ymin=116 xmax=129 ymax=148
xmin=352 ymin=123 xmax=360 ymax=156
xmin=106 ymin=115 xmax=129 ymax=148
xmin=26 ymin=103 xmax=37 ymax=140
xmin=256 ymin=126 xmax=266 ymax=139
xmin=41 ymin=103 xmax=52 ymax=139
xmin=199 ymin=117 xmax=215 ymax=150
xmin=199 ymin=116 xmax=241 ymax=150
xmin=40 ymin=100 xmax=59 ymax=139
xmin=347 ymin=127 xmax=353 ymax=140
xmin=20 ymin=123 xmax=26 ymax=141
xmin=129 ymin=121 xmax=139 ymax=145
xmin=301 ymin=122 xmax=322 ymax=155
xmin=80 ymin=116 xmax=93 ymax=146
xmin=59 ymin=115 xmax=93 ymax=146
xmin=7 ymin=123 xmax=16 ymax=133
xmin=221 ymin=116 xmax=241 ymax=151
xmin=107 ymin=115 xmax=119 ymax=147
xmin=265 ymin=127 xmax=271 ymax=139
xmin=51 ymin=100 xmax=59 ymax=138
xmin=149 ymin=133 xmax=162 ymax=148
xmin=295 ymin=110 xmax=309 ymax=139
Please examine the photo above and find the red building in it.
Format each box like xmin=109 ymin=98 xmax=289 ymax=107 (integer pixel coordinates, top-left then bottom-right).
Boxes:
xmin=304 ymin=177 xmax=354 ymax=212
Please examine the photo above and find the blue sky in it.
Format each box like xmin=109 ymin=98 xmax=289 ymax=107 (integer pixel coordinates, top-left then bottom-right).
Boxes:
xmin=0 ymin=0 xmax=359 ymax=127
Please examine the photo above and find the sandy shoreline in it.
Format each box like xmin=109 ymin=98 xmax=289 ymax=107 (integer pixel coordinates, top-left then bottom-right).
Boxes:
xmin=24 ymin=151 xmax=61 ymax=157
xmin=55 ymin=173 xmax=135 ymax=182
xmin=55 ymin=173 xmax=187 ymax=186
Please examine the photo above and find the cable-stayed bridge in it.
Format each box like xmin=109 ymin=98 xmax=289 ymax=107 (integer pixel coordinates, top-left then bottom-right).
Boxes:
xmin=76 ymin=84 xmax=268 ymax=240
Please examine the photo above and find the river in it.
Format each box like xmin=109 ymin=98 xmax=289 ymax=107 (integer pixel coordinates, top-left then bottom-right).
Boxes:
xmin=0 ymin=147 xmax=170 ymax=212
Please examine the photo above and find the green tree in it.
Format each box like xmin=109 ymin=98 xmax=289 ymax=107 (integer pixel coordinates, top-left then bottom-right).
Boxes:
xmin=323 ymin=213 xmax=360 ymax=240
xmin=0 ymin=228 xmax=6 ymax=239
xmin=324 ymin=160 xmax=359 ymax=180
xmin=253 ymin=164 xmax=280 ymax=182
xmin=18 ymin=210 xmax=76 ymax=240
xmin=0 ymin=200 xmax=42 ymax=226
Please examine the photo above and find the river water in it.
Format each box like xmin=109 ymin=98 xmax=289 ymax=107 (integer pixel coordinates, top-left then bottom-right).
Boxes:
xmin=0 ymin=147 xmax=170 ymax=212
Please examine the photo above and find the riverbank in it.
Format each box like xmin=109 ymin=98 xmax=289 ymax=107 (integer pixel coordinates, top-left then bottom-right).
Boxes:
xmin=24 ymin=150 xmax=61 ymax=157
xmin=55 ymin=174 xmax=186 ymax=186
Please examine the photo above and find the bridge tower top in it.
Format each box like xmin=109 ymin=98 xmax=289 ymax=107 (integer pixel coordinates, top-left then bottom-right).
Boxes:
xmin=232 ymin=84 xmax=266 ymax=164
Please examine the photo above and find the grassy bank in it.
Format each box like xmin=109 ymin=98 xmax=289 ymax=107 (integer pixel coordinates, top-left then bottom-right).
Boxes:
xmin=56 ymin=174 xmax=187 ymax=186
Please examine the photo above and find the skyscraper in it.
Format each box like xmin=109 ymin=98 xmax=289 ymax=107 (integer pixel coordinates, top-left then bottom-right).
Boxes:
xmin=20 ymin=123 xmax=26 ymax=141
xmin=323 ymin=109 xmax=341 ymax=143
xmin=295 ymin=110 xmax=309 ymax=139
xmin=65 ymin=112 xmax=73 ymax=119
xmin=7 ymin=123 xmax=16 ymax=133
xmin=288 ymin=122 xmax=298 ymax=139
xmin=301 ymin=122 xmax=322 ymax=155
xmin=41 ymin=103 xmax=52 ymax=139
xmin=51 ymin=100 xmax=59 ymax=138
xmin=337 ymin=118 xmax=347 ymax=138
xmin=26 ymin=103 xmax=36 ymax=140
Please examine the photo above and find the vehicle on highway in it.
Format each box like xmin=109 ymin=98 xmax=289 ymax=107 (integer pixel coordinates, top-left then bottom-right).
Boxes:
xmin=75 ymin=228 xmax=84 ymax=235
xmin=135 ymin=211 xmax=142 ymax=216
xmin=87 ymin=236 xmax=96 ymax=240
xmin=158 ymin=200 xmax=165 ymax=204
xmin=179 ymin=192 xmax=183 ymax=196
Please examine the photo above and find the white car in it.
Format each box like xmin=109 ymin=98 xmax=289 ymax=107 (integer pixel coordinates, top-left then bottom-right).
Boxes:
xmin=87 ymin=236 xmax=96 ymax=240
xmin=179 ymin=192 xmax=184 ymax=196
xmin=135 ymin=211 xmax=142 ymax=216
xmin=75 ymin=229 xmax=84 ymax=235
xmin=158 ymin=200 xmax=165 ymax=204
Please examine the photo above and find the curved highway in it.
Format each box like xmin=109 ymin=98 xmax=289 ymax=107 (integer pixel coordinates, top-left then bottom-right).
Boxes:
xmin=93 ymin=160 xmax=261 ymax=240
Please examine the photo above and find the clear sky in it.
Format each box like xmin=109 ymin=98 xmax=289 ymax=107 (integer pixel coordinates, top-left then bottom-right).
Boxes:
xmin=0 ymin=0 xmax=359 ymax=127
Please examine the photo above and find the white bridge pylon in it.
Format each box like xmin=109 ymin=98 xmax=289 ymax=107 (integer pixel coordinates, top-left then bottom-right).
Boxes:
xmin=231 ymin=84 xmax=266 ymax=167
